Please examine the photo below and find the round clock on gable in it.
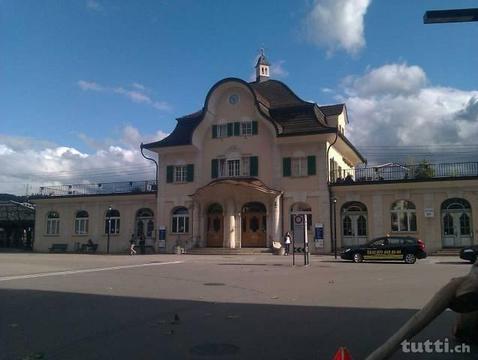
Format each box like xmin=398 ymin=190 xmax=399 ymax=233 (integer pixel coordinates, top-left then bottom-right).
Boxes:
xmin=228 ymin=94 xmax=239 ymax=105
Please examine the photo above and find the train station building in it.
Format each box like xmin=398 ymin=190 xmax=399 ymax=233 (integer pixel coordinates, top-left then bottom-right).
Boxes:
xmin=32 ymin=53 xmax=478 ymax=254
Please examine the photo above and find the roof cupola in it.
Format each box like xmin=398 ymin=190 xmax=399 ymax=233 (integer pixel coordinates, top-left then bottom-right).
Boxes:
xmin=255 ymin=49 xmax=270 ymax=83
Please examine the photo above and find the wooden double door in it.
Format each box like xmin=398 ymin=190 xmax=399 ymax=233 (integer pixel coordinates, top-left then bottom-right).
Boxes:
xmin=207 ymin=204 xmax=224 ymax=247
xmin=241 ymin=202 xmax=267 ymax=247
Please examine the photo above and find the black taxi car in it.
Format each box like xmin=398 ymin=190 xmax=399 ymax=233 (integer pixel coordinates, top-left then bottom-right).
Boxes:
xmin=340 ymin=236 xmax=427 ymax=264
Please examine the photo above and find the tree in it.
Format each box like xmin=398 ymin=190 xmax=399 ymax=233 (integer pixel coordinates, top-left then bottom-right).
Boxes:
xmin=413 ymin=160 xmax=435 ymax=179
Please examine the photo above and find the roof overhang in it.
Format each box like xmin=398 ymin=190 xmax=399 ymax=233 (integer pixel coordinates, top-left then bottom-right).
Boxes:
xmin=190 ymin=177 xmax=282 ymax=199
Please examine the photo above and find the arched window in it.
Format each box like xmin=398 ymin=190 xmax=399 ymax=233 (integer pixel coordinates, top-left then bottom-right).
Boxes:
xmin=441 ymin=198 xmax=471 ymax=210
xmin=172 ymin=207 xmax=189 ymax=233
xmin=343 ymin=216 xmax=352 ymax=236
xmin=105 ymin=209 xmax=120 ymax=234
xmin=136 ymin=208 xmax=154 ymax=237
xmin=460 ymin=213 xmax=471 ymax=235
xmin=46 ymin=211 xmax=60 ymax=235
xmin=443 ymin=213 xmax=454 ymax=235
xmin=75 ymin=210 xmax=89 ymax=235
xmin=341 ymin=202 xmax=368 ymax=238
xmin=391 ymin=200 xmax=417 ymax=232
xmin=357 ymin=215 xmax=367 ymax=236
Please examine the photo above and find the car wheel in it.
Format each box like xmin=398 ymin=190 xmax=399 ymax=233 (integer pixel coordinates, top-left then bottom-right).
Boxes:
xmin=353 ymin=253 xmax=364 ymax=263
xmin=470 ymin=255 xmax=477 ymax=264
xmin=404 ymin=253 xmax=416 ymax=264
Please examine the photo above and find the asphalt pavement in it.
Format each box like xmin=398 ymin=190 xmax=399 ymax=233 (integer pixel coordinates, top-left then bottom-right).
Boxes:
xmin=0 ymin=253 xmax=476 ymax=360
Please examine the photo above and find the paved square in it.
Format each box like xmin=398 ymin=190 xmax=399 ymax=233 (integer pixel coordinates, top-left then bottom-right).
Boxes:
xmin=0 ymin=253 xmax=476 ymax=359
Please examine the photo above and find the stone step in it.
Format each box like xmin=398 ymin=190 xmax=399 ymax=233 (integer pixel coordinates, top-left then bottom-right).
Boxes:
xmin=186 ymin=247 xmax=272 ymax=255
xmin=432 ymin=249 xmax=461 ymax=256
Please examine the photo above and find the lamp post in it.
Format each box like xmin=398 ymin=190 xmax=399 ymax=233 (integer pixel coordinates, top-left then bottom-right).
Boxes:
xmin=107 ymin=205 xmax=112 ymax=254
xmin=332 ymin=197 xmax=337 ymax=259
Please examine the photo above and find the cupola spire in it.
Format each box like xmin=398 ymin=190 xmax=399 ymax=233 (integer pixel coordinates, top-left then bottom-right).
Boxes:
xmin=255 ymin=48 xmax=270 ymax=82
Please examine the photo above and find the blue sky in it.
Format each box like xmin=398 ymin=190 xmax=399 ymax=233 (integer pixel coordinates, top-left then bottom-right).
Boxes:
xmin=1 ymin=0 xmax=478 ymax=194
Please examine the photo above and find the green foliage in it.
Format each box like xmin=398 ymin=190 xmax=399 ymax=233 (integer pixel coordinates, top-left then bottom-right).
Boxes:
xmin=413 ymin=160 xmax=435 ymax=179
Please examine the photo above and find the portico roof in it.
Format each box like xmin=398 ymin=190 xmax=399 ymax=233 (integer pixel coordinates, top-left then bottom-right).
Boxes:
xmin=190 ymin=177 xmax=282 ymax=199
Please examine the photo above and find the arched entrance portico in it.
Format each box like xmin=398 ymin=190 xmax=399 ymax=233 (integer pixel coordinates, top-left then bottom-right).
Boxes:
xmin=241 ymin=202 xmax=267 ymax=247
xmin=190 ymin=178 xmax=282 ymax=249
xmin=207 ymin=203 xmax=224 ymax=247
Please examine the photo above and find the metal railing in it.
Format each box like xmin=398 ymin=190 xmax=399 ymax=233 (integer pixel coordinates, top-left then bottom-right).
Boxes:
xmin=330 ymin=162 xmax=478 ymax=184
xmin=38 ymin=180 xmax=157 ymax=197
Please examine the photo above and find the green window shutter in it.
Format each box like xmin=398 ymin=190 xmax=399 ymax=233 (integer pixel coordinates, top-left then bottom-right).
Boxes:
xmin=233 ymin=122 xmax=240 ymax=136
xmin=250 ymin=156 xmax=258 ymax=177
xmin=283 ymin=158 xmax=291 ymax=177
xmin=252 ymin=121 xmax=258 ymax=135
xmin=227 ymin=123 xmax=233 ymax=137
xmin=307 ymin=155 xmax=316 ymax=175
xmin=186 ymin=164 xmax=194 ymax=182
xmin=212 ymin=125 xmax=218 ymax=138
xmin=166 ymin=166 xmax=174 ymax=183
xmin=211 ymin=159 xmax=218 ymax=179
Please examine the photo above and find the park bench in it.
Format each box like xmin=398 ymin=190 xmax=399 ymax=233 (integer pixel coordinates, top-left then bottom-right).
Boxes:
xmin=79 ymin=243 xmax=98 ymax=253
xmin=49 ymin=243 xmax=68 ymax=252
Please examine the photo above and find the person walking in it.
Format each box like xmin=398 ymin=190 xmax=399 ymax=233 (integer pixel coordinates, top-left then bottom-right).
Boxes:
xmin=129 ymin=234 xmax=137 ymax=255
xmin=284 ymin=231 xmax=292 ymax=255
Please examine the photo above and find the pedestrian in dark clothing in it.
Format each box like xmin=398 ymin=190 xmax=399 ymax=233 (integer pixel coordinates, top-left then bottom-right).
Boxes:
xmin=139 ymin=234 xmax=146 ymax=254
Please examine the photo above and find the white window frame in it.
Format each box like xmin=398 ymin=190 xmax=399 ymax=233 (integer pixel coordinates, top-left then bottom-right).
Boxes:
xmin=391 ymin=201 xmax=417 ymax=232
xmin=174 ymin=165 xmax=187 ymax=183
xmin=172 ymin=208 xmax=189 ymax=233
xmin=217 ymin=124 xmax=228 ymax=138
xmin=227 ymin=159 xmax=241 ymax=177
xmin=46 ymin=212 xmax=60 ymax=235
xmin=105 ymin=210 xmax=120 ymax=235
xmin=291 ymin=157 xmax=307 ymax=177
xmin=241 ymin=121 xmax=253 ymax=136
xmin=74 ymin=211 xmax=89 ymax=235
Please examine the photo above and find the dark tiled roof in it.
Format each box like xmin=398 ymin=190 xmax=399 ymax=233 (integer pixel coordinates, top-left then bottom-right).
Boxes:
xmin=270 ymin=104 xmax=328 ymax=135
xmin=143 ymin=78 xmax=344 ymax=149
xmin=249 ymin=80 xmax=305 ymax=108
xmin=143 ymin=111 xmax=203 ymax=149
xmin=320 ymin=104 xmax=345 ymax=117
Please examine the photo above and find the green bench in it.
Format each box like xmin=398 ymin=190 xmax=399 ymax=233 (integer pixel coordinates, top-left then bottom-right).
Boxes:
xmin=49 ymin=243 xmax=68 ymax=252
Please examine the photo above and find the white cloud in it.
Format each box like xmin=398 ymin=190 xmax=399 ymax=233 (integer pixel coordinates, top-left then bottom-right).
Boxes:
xmin=337 ymin=63 xmax=478 ymax=163
xmin=77 ymin=80 xmax=103 ymax=91
xmin=78 ymin=81 xmax=171 ymax=111
xmin=270 ymin=60 xmax=289 ymax=78
xmin=0 ymin=126 xmax=169 ymax=195
xmin=342 ymin=63 xmax=427 ymax=97
xmin=305 ymin=0 xmax=372 ymax=56
xmin=86 ymin=0 xmax=102 ymax=11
